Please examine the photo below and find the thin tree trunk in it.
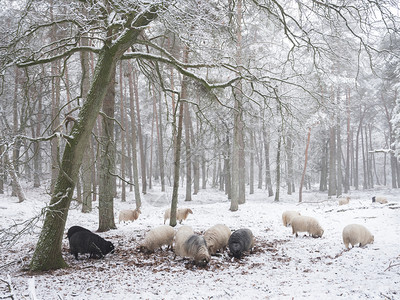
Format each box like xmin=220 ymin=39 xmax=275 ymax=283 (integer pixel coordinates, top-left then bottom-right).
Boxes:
xmin=328 ymin=124 xmax=337 ymax=197
xmin=336 ymin=112 xmax=342 ymax=197
xmin=344 ymin=88 xmax=350 ymax=193
xmin=128 ymin=63 xmax=141 ymax=208
xmin=119 ymin=62 xmax=126 ymax=202
xmin=274 ymin=134 xmax=281 ymax=202
xmin=155 ymin=89 xmax=166 ymax=192
xmin=132 ymin=70 xmax=147 ymax=194
xmin=184 ymin=101 xmax=192 ymax=201
xmin=299 ymin=127 xmax=311 ymax=203
xmin=263 ymin=126 xmax=274 ymax=197
xmin=249 ymin=131 xmax=254 ymax=195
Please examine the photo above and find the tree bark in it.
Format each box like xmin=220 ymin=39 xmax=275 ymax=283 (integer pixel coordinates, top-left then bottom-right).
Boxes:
xmin=29 ymin=7 xmax=160 ymax=271
xmin=119 ymin=62 xmax=126 ymax=202
xmin=299 ymin=127 xmax=311 ymax=202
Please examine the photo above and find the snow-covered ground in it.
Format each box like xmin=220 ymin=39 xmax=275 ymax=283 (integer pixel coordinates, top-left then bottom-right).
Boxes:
xmin=1 ymin=184 xmax=399 ymax=299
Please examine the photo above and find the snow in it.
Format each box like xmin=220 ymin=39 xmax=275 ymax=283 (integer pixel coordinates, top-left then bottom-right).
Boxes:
xmin=1 ymin=184 xmax=400 ymax=299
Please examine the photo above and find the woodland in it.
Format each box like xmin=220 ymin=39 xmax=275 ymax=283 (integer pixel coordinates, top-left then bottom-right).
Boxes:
xmin=0 ymin=0 xmax=399 ymax=273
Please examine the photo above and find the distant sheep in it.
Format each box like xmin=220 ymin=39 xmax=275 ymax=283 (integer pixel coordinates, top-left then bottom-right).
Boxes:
xmin=66 ymin=225 xmax=91 ymax=240
xmin=119 ymin=208 xmax=141 ymax=223
xmin=228 ymin=228 xmax=255 ymax=259
xmin=181 ymin=234 xmax=211 ymax=267
xmin=342 ymin=224 xmax=374 ymax=249
xmin=140 ymin=225 xmax=175 ymax=253
xmin=338 ymin=197 xmax=350 ymax=206
xmin=282 ymin=211 xmax=301 ymax=227
xmin=69 ymin=231 xmax=114 ymax=259
xmin=291 ymin=216 xmax=324 ymax=238
xmin=164 ymin=208 xmax=193 ymax=224
xmin=372 ymin=196 xmax=388 ymax=204
xmin=204 ymin=224 xmax=231 ymax=255
xmin=174 ymin=225 xmax=194 ymax=258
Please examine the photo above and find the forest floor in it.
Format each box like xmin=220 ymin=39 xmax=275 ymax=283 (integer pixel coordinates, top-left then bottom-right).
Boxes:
xmin=0 ymin=183 xmax=400 ymax=299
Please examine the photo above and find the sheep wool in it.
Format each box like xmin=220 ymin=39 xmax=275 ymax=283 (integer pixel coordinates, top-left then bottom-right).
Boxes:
xmin=140 ymin=225 xmax=175 ymax=253
xmin=182 ymin=235 xmax=211 ymax=266
xmin=164 ymin=208 xmax=193 ymax=224
xmin=282 ymin=211 xmax=301 ymax=227
xmin=372 ymin=196 xmax=388 ymax=204
xmin=118 ymin=208 xmax=141 ymax=223
xmin=228 ymin=228 xmax=255 ymax=259
xmin=291 ymin=216 xmax=324 ymax=238
xmin=342 ymin=224 xmax=374 ymax=249
xmin=204 ymin=224 xmax=231 ymax=255
xmin=338 ymin=197 xmax=350 ymax=206
xmin=174 ymin=225 xmax=194 ymax=257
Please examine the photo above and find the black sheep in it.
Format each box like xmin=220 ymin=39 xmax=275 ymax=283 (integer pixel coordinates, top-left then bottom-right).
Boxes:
xmin=69 ymin=231 xmax=115 ymax=259
xmin=66 ymin=225 xmax=92 ymax=240
xmin=228 ymin=228 xmax=254 ymax=259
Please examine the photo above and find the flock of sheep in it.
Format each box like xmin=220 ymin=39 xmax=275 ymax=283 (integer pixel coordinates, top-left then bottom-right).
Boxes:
xmin=66 ymin=195 xmax=385 ymax=266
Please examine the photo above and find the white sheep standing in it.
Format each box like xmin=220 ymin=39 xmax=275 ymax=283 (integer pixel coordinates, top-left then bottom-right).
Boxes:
xmin=204 ymin=224 xmax=231 ymax=255
xmin=164 ymin=208 xmax=193 ymax=224
xmin=338 ymin=196 xmax=350 ymax=205
xmin=174 ymin=225 xmax=194 ymax=257
xmin=282 ymin=211 xmax=301 ymax=227
xmin=372 ymin=196 xmax=388 ymax=204
xmin=291 ymin=216 xmax=324 ymax=238
xmin=118 ymin=208 xmax=141 ymax=223
xmin=139 ymin=225 xmax=175 ymax=253
xmin=342 ymin=224 xmax=374 ymax=249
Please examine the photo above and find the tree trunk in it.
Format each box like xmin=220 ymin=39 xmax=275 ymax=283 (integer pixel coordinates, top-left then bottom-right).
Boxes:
xmin=155 ymin=90 xmax=166 ymax=192
xmin=132 ymin=70 xmax=147 ymax=194
xmin=29 ymin=7 xmax=159 ymax=271
xmin=119 ymin=62 xmax=126 ymax=202
xmin=274 ymin=134 xmax=281 ymax=202
xmin=344 ymin=88 xmax=350 ymax=193
xmin=336 ymin=114 xmax=342 ymax=197
xmin=98 ymin=62 xmax=117 ymax=232
xmin=128 ymin=63 xmax=141 ymax=208
xmin=328 ymin=125 xmax=337 ymax=196
xmin=184 ymin=101 xmax=192 ymax=201
xmin=263 ymin=127 xmax=274 ymax=197
xmin=299 ymin=127 xmax=311 ymax=202
xmin=249 ymin=131 xmax=254 ymax=195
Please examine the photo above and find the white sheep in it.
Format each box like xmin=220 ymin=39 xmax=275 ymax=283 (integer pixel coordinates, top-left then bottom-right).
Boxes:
xmin=291 ymin=216 xmax=324 ymax=238
xmin=164 ymin=208 xmax=193 ymax=224
xmin=338 ymin=196 xmax=350 ymax=205
xmin=282 ymin=211 xmax=301 ymax=227
xmin=342 ymin=224 xmax=374 ymax=249
xmin=204 ymin=224 xmax=231 ymax=255
xmin=118 ymin=208 xmax=141 ymax=223
xmin=372 ymin=196 xmax=388 ymax=204
xmin=174 ymin=225 xmax=194 ymax=257
xmin=139 ymin=225 xmax=175 ymax=253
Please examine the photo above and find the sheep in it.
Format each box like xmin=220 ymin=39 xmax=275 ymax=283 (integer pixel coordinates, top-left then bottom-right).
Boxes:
xmin=282 ymin=211 xmax=301 ymax=227
xmin=338 ymin=196 xmax=350 ymax=206
xmin=66 ymin=225 xmax=91 ymax=241
xmin=342 ymin=224 xmax=374 ymax=249
xmin=139 ymin=225 xmax=175 ymax=253
xmin=372 ymin=196 xmax=388 ymax=204
xmin=118 ymin=208 xmax=141 ymax=223
xmin=204 ymin=224 xmax=231 ymax=255
xmin=174 ymin=225 xmax=194 ymax=258
xmin=164 ymin=208 xmax=193 ymax=224
xmin=228 ymin=228 xmax=255 ymax=259
xmin=180 ymin=234 xmax=211 ymax=267
xmin=69 ymin=231 xmax=114 ymax=259
xmin=291 ymin=216 xmax=324 ymax=238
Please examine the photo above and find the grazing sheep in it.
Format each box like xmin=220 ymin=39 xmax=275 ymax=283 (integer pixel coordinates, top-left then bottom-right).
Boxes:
xmin=204 ymin=224 xmax=231 ymax=255
xmin=372 ymin=196 xmax=388 ymax=204
xmin=69 ymin=231 xmax=114 ymax=259
xmin=282 ymin=211 xmax=301 ymax=227
xmin=342 ymin=224 xmax=374 ymax=249
xmin=291 ymin=216 xmax=324 ymax=238
xmin=164 ymin=208 xmax=193 ymax=224
xmin=66 ymin=225 xmax=91 ymax=240
xmin=174 ymin=225 xmax=194 ymax=257
xmin=119 ymin=208 xmax=141 ymax=223
xmin=181 ymin=235 xmax=211 ymax=266
xmin=338 ymin=196 xmax=350 ymax=206
xmin=228 ymin=228 xmax=255 ymax=259
xmin=139 ymin=225 xmax=175 ymax=253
